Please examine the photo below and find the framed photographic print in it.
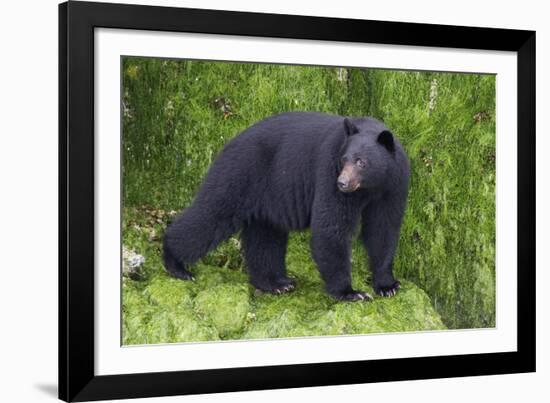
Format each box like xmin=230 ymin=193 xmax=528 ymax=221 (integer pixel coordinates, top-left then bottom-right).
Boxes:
xmin=59 ymin=1 xmax=535 ymax=401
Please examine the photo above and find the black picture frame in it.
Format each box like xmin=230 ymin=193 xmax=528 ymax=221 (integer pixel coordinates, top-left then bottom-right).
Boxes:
xmin=59 ymin=1 xmax=536 ymax=401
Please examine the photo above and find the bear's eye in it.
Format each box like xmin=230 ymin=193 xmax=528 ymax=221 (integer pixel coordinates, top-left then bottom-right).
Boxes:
xmin=355 ymin=159 xmax=366 ymax=168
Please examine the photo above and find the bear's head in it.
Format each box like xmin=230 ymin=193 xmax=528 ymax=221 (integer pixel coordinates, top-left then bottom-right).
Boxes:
xmin=337 ymin=118 xmax=396 ymax=193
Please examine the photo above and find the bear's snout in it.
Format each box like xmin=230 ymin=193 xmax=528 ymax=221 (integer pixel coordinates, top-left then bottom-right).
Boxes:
xmin=337 ymin=177 xmax=350 ymax=191
xmin=337 ymin=163 xmax=361 ymax=193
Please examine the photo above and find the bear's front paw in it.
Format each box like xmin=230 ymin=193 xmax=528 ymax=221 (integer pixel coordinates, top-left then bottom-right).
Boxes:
xmin=375 ymin=281 xmax=400 ymax=297
xmin=272 ymin=282 xmax=296 ymax=295
xmin=336 ymin=290 xmax=373 ymax=302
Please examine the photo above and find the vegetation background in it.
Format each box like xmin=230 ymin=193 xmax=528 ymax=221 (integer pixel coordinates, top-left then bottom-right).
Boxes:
xmin=121 ymin=57 xmax=496 ymax=345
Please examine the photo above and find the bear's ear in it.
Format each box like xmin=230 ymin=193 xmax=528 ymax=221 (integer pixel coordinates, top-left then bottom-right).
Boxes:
xmin=377 ymin=130 xmax=395 ymax=152
xmin=343 ymin=118 xmax=359 ymax=136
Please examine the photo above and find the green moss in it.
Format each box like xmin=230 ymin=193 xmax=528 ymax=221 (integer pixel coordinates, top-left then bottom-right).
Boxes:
xmin=122 ymin=219 xmax=445 ymax=344
xmin=142 ymin=310 xmax=220 ymax=344
xmin=123 ymin=281 xmax=220 ymax=345
xmin=245 ymin=280 xmax=444 ymax=339
xmin=193 ymin=283 xmax=250 ymax=338
xmin=145 ymin=275 xmax=195 ymax=308
xmin=193 ymin=263 xmax=248 ymax=290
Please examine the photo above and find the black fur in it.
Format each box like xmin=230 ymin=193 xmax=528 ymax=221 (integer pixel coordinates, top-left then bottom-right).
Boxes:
xmin=163 ymin=112 xmax=410 ymax=300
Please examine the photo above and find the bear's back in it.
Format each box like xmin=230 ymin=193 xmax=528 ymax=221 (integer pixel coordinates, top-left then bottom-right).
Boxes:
xmin=220 ymin=112 xmax=344 ymax=229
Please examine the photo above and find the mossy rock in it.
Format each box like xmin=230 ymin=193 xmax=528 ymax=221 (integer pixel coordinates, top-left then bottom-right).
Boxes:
xmin=124 ymin=272 xmax=445 ymax=344
xmin=145 ymin=275 xmax=195 ymax=308
xmin=193 ymin=283 xmax=250 ymax=338
xmin=138 ymin=309 xmax=220 ymax=344
xmin=122 ymin=228 xmax=446 ymax=344
xmin=123 ymin=286 xmax=219 ymax=344
xmin=244 ymin=280 xmax=445 ymax=339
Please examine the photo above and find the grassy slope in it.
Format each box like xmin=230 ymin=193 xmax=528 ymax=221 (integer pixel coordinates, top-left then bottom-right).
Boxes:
xmin=122 ymin=58 xmax=495 ymax=344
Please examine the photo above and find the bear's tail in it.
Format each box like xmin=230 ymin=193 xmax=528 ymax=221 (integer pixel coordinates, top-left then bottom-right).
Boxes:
xmin=162 ymin=205 xmax=240 ymax=280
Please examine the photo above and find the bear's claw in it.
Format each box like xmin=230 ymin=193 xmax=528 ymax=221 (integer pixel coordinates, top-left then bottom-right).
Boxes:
xmin=338 ymin=291 xmax=373 ymax=302
xmin=375 ymin=281 xmax=400 ymax=297
xmin=273 ymin=282 xmax=296 ymax=294
xmin=254 ymin=278 xmax=296 ymax=296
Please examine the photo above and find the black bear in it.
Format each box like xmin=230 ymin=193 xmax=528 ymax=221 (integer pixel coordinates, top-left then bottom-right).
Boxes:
xmin=163 ymin=112 xmax=410 ymax=301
